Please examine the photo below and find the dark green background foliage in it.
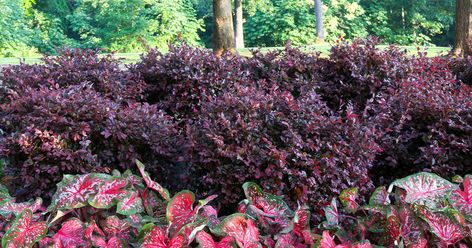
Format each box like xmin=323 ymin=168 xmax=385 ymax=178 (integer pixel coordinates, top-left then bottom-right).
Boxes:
xmin=0 ymin=0 xmax=457 ymax=55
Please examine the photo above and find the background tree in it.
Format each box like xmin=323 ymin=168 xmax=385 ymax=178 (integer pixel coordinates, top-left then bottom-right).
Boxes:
xmin=314 ymin=0 xmax=324 ymax=41
xmin=454 ymin=0 xmax=472 ymax=56
xmin=213 ymin=0 xmax=235 ymax=55
xmin=234 ymin=0 xmax=244 ymax=48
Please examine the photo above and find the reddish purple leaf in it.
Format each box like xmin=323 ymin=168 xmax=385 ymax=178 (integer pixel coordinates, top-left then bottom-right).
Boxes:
xmin=52 ymin=218 xmax=86 ymax=248
xmin=2 ymin=209 xmax=47 ymax=248
xmin=92 ymin=236 xmax=125 ymax=248
xmin=319 ymin=231 xmax=349 ymax=248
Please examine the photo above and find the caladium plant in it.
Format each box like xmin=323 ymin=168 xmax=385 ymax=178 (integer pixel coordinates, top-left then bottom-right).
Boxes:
xmin=0 ymin=162 xmax=472 ymax=247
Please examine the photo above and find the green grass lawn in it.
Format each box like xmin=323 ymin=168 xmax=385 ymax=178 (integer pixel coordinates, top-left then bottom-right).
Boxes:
xmin=0 ymin=45 xmax=452 ymax=65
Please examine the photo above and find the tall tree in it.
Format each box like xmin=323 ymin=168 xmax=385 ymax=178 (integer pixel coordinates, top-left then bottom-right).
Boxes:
xmin=213 ymin=0 xmax=235 ymax=56
xmin=234 ymin=0 xmax=244 ymax=48
xmin=454 ymin=0 xmax=472 ymax=56
xmin=314 ymin=0 xmax=324 ymax=41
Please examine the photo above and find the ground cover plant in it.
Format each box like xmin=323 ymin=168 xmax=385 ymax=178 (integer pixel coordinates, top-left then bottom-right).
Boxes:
xmin=2 ymin=38 xmax=472 ymax=227
xmin=0 ymin=161 xmax=470 ymax=247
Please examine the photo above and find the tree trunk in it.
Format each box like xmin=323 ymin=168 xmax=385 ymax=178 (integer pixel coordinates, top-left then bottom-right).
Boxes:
xmin=314 ymin=0 xmax=325 ymax=42
xmin=234 ymin=0 xmax=244 ymax=48
xmin=213 ymin=0 xmax=236 ymax=56
xmin=454 ymin=0 xmax=472 ymax=56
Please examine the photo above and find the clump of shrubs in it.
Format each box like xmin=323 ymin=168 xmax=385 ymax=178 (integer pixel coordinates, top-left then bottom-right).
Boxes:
xmin=0 ymin=83 xmax=179 ymax=197
xmin=2 ymin=39 xmax=472 ymax=223
xmin=190 ymin=84 xmax=379 ymax=211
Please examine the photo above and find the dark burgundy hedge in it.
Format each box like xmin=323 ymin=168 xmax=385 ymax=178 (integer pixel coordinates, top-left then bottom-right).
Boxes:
xmin=1 ymin=40 xmax=472 ymax=217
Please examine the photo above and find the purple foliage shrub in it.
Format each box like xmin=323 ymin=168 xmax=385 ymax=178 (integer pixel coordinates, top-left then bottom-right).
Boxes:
xmin=0 ymin=48 xmax=145 ymax=103
xmin=190 ymin=84 xmax=380 ymax=212
xmin=0 ymin=83 xmax=179 ymax=197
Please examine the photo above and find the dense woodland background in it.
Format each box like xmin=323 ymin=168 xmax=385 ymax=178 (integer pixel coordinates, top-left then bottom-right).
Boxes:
xmin=0 ymin=0 xmax=456 ymax=57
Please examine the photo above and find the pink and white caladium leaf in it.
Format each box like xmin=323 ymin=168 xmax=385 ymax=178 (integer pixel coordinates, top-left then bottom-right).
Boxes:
xmin=213 ymin=213 xmax=262 ymax=248
xmin=322 ymin=198 xmax=339 ymax=229
xmin=136 ymin=160 xmax=170 ymax=201
xmin=85 ymin=220 xmax=105 ymax=241
xmin=0 ymin=197 xmax=43 ymax=218
xmin=449 ymin=175 xmax=472 ymax=218
xmin=385 ymin=206 xmax=424 ymax=246
xmin=166 ymin=190 xmax=196 ymax=236
xmin=48 ymin=174 xmax=109 ymax=211
xmin=416 ymin=207 xmax=464 ymax=245
xmin=242 ymin=182 xmax=293 ymax=227
xmin=52 ymin=218 xmax=87 ymax=248
xmin=389 ymin=172 xmax=456 ymax=209
xmin=92 ymin=236 xmax=125 ymax=248
xmin=88 ymin=178 xmax=128 ymax=209
xmin=102 ymin=216 xmax=132 ymax=240
xmin=116 ymin=191 xmax=144 ymax=215
xmin=2 ymin=209 xmax=47 ymax=248
xmin=196 ymin=231 xmax=234 ymax=248
xmin=140 ymin=224 xmax=185 ymax=248
xmin=319 ymin=231 xmax=349 ymax=248
xmin=368 ymin=186 xmax=390 ymax=206
xmin=291 ymin=206 xmax=313 ymax=245
xmin=339 ymin=188 xmax=359 ymax=213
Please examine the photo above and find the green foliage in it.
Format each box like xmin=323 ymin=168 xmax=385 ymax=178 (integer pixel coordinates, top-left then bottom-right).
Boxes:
xmin=143 ymin=0 xmax=204 ymax=49
xmin=0 ymin=0 xmax=36 ymax=56
xmin=363 ymin=0 xmax=455 ymax=45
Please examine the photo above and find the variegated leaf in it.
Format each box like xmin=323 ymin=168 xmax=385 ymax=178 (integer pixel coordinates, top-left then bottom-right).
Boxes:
xmin=449 ymin=175 xmax=472 ymax=217
xmin=323 ymin=198 xmax=339 ymax=229
xmin=214 ymin=213 xmax=262 ymax=248
xmin=196 ymin=231 xmax=234 ymax=248
xmin=389 ymin=172 xmax=456 ymax=209
xmin=52 ymin=218 xmax=87 ymax=248
xmin=167 ymin=190 xmax=197 ymax=236
xmin=417 ymin=207 xmax=464 ymax=245
xmin=2 ymin=210 xmax=47 ymax=248
xmin=140 ymin=225 xmax=185 ymax=248
xmin=242 ymin=182 xmax=293 ymax=229
xmin=88 ymin=178 xmax=128 ymax=209
xmin=0 ymin=197 xmax=43 ymax=218
xmin=48 ymin=174 xmax=107 ymax=211
xmin=103 ymin=216 xmax=131 ymax=240
xmin=117 ymin=191 xmax=144 ymax=215
xmin=368 ymin=186 xmax=390 ymax=206
xmin=136 ymin=160 xmax=170 ymax=201
xmin=339 ymin=188 xmax=359 ymax=213
xmin=92 ymin=236 xmax=125 ymax=248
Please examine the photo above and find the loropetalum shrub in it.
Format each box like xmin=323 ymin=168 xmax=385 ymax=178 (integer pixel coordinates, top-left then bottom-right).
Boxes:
xmin=370 ymin=54 xmax=472 ymax=183
xmin=131 ymin=44 xmax=249 ymax=118
xmin=190 ymin=84 xmax=380 ymax=213
xmin=0 ymin=83 xmax=180 ymax=198
xmin=0 ymin=48 xmax=145 ymax=103
xmin=317 ymin=37 xmax=411 ymax=111
xmin=0 ymin=161 xmax=471 ymax=247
